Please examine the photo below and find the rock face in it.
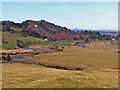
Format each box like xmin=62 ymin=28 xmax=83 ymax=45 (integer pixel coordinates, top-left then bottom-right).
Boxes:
xmin=1 ymin=20 xmax=81 ymax=41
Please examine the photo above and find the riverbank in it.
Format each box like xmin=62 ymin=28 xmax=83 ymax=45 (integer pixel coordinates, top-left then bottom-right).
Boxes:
xmin=2 ymin=42 xmax=119 ymax=72
xmin=2 ymin=46 xmax=80 ymax=70
xmin=23 ymin=43 xmax=119 ymax=72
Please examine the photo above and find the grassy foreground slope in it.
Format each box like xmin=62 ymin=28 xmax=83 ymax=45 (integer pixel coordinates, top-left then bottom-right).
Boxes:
xmin=2 ymin=63 xmax=118 ymax=88
xmin=2 ymin=32 xmax=43 ymax=49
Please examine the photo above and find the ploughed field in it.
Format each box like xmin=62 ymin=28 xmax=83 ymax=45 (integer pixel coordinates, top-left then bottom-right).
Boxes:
xmin=26 ymin=43 xmax=118 ymax=70
xmin=2 ymin=63 xmax=118 ymax=88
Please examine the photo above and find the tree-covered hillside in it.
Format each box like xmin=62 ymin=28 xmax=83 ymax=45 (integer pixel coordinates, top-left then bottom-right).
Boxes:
xmin=1 ymin=20 xmax=117 ymax=41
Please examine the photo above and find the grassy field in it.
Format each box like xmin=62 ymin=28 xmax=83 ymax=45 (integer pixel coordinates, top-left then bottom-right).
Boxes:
xmin=26 ymin=43 xmax=118 ymax=70
xmin=2 ymin=48 xmax=33 ymax=54
xmin=2 ymin=32 xmax=73 ymax=49
xmin=10 ymin=27 xmax=23 ymax=32
xmin=27 ymin=41 xmax=72 ymax=47
xmin=2 ymin=32 xmax=44 ymax=49
xmin=34 ymin=41 xmax=72 ymax=45
xmin=91 ymin=40 xmax=118 ymax=43
xmin=2 ymin=63 xmax=118 ymax=88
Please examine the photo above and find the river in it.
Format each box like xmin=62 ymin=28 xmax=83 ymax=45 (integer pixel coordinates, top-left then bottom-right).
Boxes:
xmin=11 ymin=47 xmax=52 ymax=63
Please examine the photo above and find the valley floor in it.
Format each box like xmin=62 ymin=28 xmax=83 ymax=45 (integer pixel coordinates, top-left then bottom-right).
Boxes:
xmin=26 ymin=43 xmax=118 ymax=71
xmin=2 ymin=42 xmax=119 ymax=88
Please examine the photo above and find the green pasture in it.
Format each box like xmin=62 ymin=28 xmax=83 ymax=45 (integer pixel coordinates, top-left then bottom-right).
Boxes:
xmin=2 ymin=32 xmax=43 ymax=49
xmin=10 ymin=27 xmax=23 ymax=32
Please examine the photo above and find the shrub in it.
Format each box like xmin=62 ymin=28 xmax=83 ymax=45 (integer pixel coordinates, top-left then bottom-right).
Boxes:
xmin=56 ymin=66 xmax=62 ymax=69
xmin=62 ymin=66 xmax=70 ymax=70
xmin=2 ymin=54 xmax=12 ymax=61
xmin=75 ymin=68 xmax=83 ymax=70
xmin=46 ymin=65 xmax=50 ymax=67
xmin=2 ymin=56 xmax=6 ymax=60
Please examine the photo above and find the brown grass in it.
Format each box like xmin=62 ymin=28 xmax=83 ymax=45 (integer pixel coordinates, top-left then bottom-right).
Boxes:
xmin=2 ymin=63 xmax=118 ymax=88
xmin=2 ymin=49 xmax=33 ymax=54
xmin=25 ymin=43 xmax=118 ymax=70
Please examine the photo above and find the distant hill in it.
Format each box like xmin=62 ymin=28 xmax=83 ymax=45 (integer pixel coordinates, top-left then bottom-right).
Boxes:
xmin=1 ymin=20 xmax=81 ymax=41
xmin=71 ymin=28 xmax=87 ymax=32
xmin=72 ymin=28 xmax=118 ymax=35
xmin=97 ymin=29 xmax=118 ymax=32
xmin=1 ymin=20 xmax=118 ymax=42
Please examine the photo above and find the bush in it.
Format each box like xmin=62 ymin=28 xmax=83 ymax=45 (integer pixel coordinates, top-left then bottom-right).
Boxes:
xmin=38 ymin=62 xmax=83 ymax=71
xmin=2 ymin=56 xmax=6 ymax=60
xmin=2 ymin=54 xmax=12 ymax=61
xmin=75 ymin=68 xmax=83 ymax=70
xmin=56 ymin=66 xmax=62 ymax=69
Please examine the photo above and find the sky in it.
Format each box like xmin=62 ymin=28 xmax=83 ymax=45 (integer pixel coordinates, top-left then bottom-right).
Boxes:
xmin=2 ymin=2 xmax=118 ymax=30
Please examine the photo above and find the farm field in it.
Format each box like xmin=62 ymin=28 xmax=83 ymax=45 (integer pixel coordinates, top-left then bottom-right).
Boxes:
xmin=2 ymin=63 xmax=118 ymax=88
xmin=26 ymin=43 xmax=118 ymax=70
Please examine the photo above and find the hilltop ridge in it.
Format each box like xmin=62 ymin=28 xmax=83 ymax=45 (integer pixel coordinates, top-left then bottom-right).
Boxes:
xmin=1 ymin=20 xmax=117 ymax=42
xmin=1 ymin=20 xmax=81 ymax=41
